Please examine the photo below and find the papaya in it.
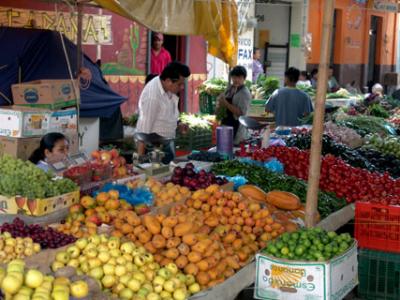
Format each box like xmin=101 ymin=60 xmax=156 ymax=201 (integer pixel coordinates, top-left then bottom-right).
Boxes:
xmin=265 ymin=191 xmax=301 ymax=210
xmin=238 ymin=185 xmax=267 ymax=202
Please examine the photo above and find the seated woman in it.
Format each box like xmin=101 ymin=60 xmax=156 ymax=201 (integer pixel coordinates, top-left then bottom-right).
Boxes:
xmin=29 ymin=132 xmax=69 ymax=172
xmin=364 ymin=83 xmax=384 ymax=106
xmin=218 ymin=66 xmax=252 ymax=145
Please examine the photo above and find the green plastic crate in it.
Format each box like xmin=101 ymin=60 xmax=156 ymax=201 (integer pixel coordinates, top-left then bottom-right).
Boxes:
xmin=199 ymin=93 xmax=217 ymax=114
xmin=176 ymin=129 xmax=212 ymax=151
xmin=358 ymin=249 xmax=400 ymax=300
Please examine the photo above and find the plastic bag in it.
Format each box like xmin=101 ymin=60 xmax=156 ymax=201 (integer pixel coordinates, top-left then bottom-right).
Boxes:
xmin=218 ymin=175 xmax=247 ymax=190
xmin=264 ymin=158 xmax=284 ymax=174
xmin=97 ymin=183 xmax=154 ymax=206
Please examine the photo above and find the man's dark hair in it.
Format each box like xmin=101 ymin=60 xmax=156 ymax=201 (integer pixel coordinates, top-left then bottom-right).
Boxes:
xmin=329 ymin=65 xmax=334 ymax=70
xmin=285 ymin=67 xmax=300 ymax=83
xmin=230 ymin=66 xmax=247 ymax=79
xmin=310 ymin=68 xmax=318 ymax=76
xmin=145 ymin=74 xmax=157 ymax=85
xmin=160 ymin=62 xmax=191 ymax=81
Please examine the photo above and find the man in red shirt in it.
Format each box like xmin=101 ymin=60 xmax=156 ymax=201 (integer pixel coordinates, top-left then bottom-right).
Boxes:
xmin=151 ymin=33 xmax=172 ymax=74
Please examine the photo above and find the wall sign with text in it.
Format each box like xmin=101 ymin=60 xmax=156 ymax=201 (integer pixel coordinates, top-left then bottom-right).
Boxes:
xmin=0 ymin=6 xmax=112 ymax=45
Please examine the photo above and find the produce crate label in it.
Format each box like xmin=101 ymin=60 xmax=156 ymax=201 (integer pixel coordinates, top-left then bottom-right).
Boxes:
xmin=255 ymin=243 xmax=358 ymax=300
xmin=49 ymin=108 xmax=78 ymax=134
xmin=0 ymin=107 xmax=50 ymax=137
xmin=255 ymin=256 xmax=326 ymax=299
xmin=0 ymin=190 xmax=79 ymax=216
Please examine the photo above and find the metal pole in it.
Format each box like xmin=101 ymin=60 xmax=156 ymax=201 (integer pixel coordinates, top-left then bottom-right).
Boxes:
xmin=147 ymin=30 xmax=152 ymax=74
xmin=184 ymin=36 xmax=190 ymax=112
xmin=77 ymin=2 xmax=83 ymax=73
xmin=305 ymin=0 xmax=335 ymax=228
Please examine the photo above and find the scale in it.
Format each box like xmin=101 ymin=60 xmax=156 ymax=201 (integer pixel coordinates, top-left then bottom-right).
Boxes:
xmin=238 ymin=116 xmax=270 ymax=152
xmin=133 ymin=133 xmax=172 ymax=177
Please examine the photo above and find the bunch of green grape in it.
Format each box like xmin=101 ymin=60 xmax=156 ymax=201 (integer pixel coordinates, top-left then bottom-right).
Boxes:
xmin=0 ymin=155 xmax=77 ymax=199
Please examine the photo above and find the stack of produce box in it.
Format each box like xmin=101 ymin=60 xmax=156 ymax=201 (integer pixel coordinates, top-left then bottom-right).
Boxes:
xmin=0 ymin=79 xmax=79 ymax=160
xmin=355 ymin=202 xmax=400 ymax=300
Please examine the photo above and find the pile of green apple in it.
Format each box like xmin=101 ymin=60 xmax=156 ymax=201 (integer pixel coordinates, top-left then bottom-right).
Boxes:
xmin=0 ymin=233 xmax=41 ymax=263
xmin=0 ymin=259 xmax=89 ymax=299
xmin=52 ymin=234 xmax=201 ymax=300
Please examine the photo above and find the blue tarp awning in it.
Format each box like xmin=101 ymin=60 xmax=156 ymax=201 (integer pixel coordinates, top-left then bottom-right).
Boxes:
xmin=0 ymin=27 xmax=127 ymax=118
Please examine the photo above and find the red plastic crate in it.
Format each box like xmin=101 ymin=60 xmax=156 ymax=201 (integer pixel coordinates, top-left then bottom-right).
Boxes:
xmin=355 ymin=202 xmax=400 ymax=253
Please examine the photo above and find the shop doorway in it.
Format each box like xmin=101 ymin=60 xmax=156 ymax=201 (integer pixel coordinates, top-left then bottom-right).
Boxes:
xmin=367 ymin=16 xmax=382 ymax=89
xmin=157 ymin=34 xmax=187 ymax=111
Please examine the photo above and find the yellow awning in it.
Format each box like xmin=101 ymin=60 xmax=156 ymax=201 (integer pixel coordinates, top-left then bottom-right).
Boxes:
xmin=94 ymin=0 xmax=238 ymax=67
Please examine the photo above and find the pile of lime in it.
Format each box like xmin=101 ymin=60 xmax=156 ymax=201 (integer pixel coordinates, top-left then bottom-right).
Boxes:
xmin=262 ymin=227 xmax=353 ymax=261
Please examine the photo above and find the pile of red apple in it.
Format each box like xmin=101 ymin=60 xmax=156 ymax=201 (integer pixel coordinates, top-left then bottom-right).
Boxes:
xmin=91 ymin=149 xmax=130 ymax=179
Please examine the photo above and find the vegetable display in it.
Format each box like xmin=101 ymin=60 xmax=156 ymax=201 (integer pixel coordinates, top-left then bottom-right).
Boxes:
xmin=326 ymin=88 xmax=351 ymax=99
xmin=324 ymin=121 xmax=362 ymax=148
xmin=286 ymin=133 xmax=400 ymax=178
xmin=297 ymin=85 xmax=316 ymax=98
xmin=256 ymin=75 xmax=280 ymax=99
xmin=336 ymin=115 xmax=395 ymax=137
xmin=262 ymin=228 xmax=353 ymax=261
xmin=364 ymin=134 xmax=400 ymax=159
xmin=368 ymin=104 xmax=390 ymax=118
xmin=0 ymin=155 xmax=77 ymax=199
xmin=212 ymin=161 xmax=346 ymax=218
xmin=179 ymin=114 xmax=212 ymax=131
xmin=251 ymin=146 xmax=400 ymax=205
xmin=198 ymin=78 xmax=228 ymax=96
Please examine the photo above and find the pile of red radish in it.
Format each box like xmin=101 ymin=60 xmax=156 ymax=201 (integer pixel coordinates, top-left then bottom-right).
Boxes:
xmin=252 ymin=146 xmax=400 ymax=205
xmin=170 ymin=163 xmax=228 ymax=191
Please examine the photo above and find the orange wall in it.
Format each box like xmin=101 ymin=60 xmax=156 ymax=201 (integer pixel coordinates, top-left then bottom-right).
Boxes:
xmin=308 ymin=0 xmax=397 ymax=66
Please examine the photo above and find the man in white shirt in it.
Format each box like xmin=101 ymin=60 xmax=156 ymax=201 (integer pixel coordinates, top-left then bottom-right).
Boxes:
xmin=136 ymin=62 xmax=191 ymax=163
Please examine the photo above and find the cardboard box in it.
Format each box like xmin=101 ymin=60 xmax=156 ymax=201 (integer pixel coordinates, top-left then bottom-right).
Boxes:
xmin=0 ymin=190 xmax=80 ymax=216
xmin=12 ymin=80 xmax=78 ymax=110
xmin=254 ymin=242 xmax=358 ymax=300
xmin=0 ymin=136 xmax=41 ymax=160
xmin=0 ymin=106 xmax=50 ymax=137
xmin=49 ymin=108 xmax=78 ymax=134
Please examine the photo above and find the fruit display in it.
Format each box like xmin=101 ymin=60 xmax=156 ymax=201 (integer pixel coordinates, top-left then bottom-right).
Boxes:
xmin=171 ymin=163 xmax=228 ymax=191
xmin=0 ymin=259 xmax=89 ymax=299
xmin=56 ymin=190 xmax=133 ymax=238
xmin=0 ymin=218 xmax=75 ymax=250
xmin=90 ymin=148 xmax=130 ymax=179
xmin=251 ymin=146 xmax=400 ymax=205
xmin=114 ymin=185 xmax=299 ymax=290
xmin=63 ymin=164 xmax=92 ymax=185
xmin=364 ymin=134 xmax=400 ymax=159
xmin=262 ymin=228 xmax=354 ymax=261
xmin=127 ymin=178 xmax=192 ymax=207
xmin=212 ymin=161 xmax=346 ymax=218
xmin=0 ymin=232 xmax=40 ymax=263
xmin=51 ymin=235 xmax=200 ymax=299
xmin=0 ymin=155 xmax=77 ymax=199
